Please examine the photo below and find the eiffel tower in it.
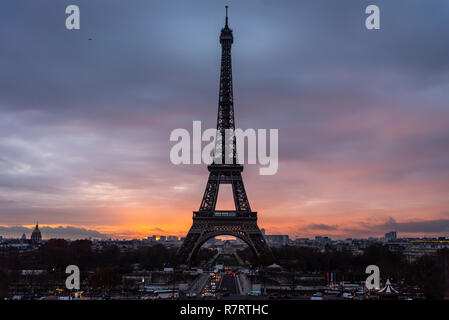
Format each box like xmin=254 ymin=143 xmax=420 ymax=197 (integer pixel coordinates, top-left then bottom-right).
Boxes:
xmin=177 ymin=7 xmax=273 ymax=265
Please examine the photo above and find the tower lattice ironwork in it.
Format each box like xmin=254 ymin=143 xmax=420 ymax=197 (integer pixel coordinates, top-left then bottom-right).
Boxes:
xmin=177 ymin=7 xmax=273 ymax=265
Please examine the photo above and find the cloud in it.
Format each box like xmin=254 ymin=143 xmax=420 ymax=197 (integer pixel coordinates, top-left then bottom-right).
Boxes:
xmin=0 ymin=1 xmax=448 ymax=238
xmin=0 ymin=225 xmax=109 ymax=240
xmin=341 ymin=218 xmax=449 ymax=237
xmin=305 ymin=224 xmax=339 ymax=231
xmin=381 ymin=219 xmax=449 ymax=234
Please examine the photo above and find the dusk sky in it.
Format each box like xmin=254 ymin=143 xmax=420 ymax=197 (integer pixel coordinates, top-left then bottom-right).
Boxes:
xmin=1 ymin=0 xmax=449 ymax=240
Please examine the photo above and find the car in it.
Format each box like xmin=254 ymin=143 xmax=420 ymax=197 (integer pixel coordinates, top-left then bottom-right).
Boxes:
xmin=248 ymin=290 xmax=262 ymax=296
xmin=186 ymin=292 xmax=197 ymax=298
xmin=342 ymin=293 xmax=353 ymax=299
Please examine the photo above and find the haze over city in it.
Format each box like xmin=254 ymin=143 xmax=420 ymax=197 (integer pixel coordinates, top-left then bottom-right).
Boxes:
xmin=1 ymin=0 xmax=449 ymax=240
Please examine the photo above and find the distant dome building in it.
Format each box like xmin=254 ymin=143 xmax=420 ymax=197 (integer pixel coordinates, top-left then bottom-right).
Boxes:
xmin=31 ymin=223 xmax=42 ymax=243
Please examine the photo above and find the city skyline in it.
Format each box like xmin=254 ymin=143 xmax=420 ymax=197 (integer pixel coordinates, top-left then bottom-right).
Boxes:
xmin=0 ymin=223 xmax=445 ymax=241
xmin=1 ymin=1 xmax=449 ymax=240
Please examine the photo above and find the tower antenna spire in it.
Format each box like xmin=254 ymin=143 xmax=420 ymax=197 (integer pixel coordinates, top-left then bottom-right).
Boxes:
xmin=225 ymin=5 xmax=229 ymax=27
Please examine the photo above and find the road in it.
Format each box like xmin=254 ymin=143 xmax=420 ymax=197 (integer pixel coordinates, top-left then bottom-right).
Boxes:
xmin=219 ymin=274 xmax=238 ymax=295
xmin=188 ymin=273 xmax=209 ymax=296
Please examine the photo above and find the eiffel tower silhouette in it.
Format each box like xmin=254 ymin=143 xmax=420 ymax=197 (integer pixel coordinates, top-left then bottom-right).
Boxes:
xmin=177 ymin=7 xmax=273 ymax=265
